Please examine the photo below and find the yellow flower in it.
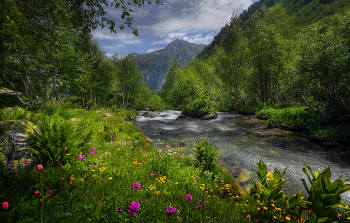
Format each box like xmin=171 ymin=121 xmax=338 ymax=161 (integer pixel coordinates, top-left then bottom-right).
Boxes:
xmin=273 ymin=216 xmax=276 ymax=219
xmin=285 ymin=216 xmax=291 ymax=220
xmin=108 ymin=177 xmax=112 ymax=180
xmin=264 ymin=207 xmax=267 ymax=210
xmin=236 ymin=203 xmax=238 ymax=205
xmin=92 ymin=170 xmax=95 ymax=172
xmin=271 ymin=204 xmax=275 ymax=207
xmin=207 ymin=195 xmax=211 ymax=198
xmin=67 ymin=154 xmax=70 ymax=155
xmin=243 ymin=210 xmax=245 ymax=212
xmin=257 ymin=200 xmax=260 ymax=203
xmin=175 ymin=182 xmax=178 ymax=184
xmin=92 ymin=174 xmax=96 ymax=177
xmin=257 ymin=207 xmax=260 ymax=210
xmin=79 ymin=179 xmax=84 ymax=182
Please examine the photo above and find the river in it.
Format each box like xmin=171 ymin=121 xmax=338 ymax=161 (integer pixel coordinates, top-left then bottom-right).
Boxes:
xmin=134 ymin=110 xmax=350 ymax=205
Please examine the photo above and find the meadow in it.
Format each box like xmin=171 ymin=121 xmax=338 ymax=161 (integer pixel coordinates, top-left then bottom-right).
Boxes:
xmin=0 ymin=99 xmax=349 ymax=222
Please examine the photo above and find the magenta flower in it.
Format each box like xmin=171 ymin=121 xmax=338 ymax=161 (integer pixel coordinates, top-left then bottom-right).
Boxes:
xmin=128 ymin=201 xmax=140 ymax=215
xmin=24 ymin=159 xmax=28 ymax=163
xmin=80 ymin=156 xmax=86 ymax=161
xmin=91 ymin=147 xmax=96 ymax=151
xmin=217 ymin=155 xmax=220 ymax=157
xmin=186 ymin=194 xmax=192 ymax=201
xmin=48 ymin=190 xmax=52 ymax=194
xmin=166 ymin=206 xmax=175 ymax=215
xmin=35 ymin=191 xmax=39 ymax=194
xmin=116 ymin=206 xmax=123 ymax=212
xmin=2 ymin=202 xmax=9 ymax=209
xmin=90 ymin=151 xmax=95 ymax=155
xmin=65 ymin=147 xmax=67 ymax=150
xmin=197 ymin=199 xmax=205 ymax=210
xmin=37 ymin=165 xmax=43 ymax=170
xmin=247 ymin=215 xmax=251 ymax=219
xmin=133 ymin=181 xmax=141 ymax=190
xmin=14 ymin=170 xmax=17 ymax=174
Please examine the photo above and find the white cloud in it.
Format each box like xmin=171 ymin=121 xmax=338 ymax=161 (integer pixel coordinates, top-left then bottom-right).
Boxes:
xmin=134 ymin=10 xmax=150 ymax=18
xmin=183 ymin=33 xmax=214 ymax=45
xmin=149 ymin=0 xmax=253 ymax=35
xmin=147 ymin=47 xmax=163 ymax=53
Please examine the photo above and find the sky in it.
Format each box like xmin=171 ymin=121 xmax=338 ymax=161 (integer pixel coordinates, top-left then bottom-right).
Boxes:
xmin=91 ymin=0 xmax=259 ymax=57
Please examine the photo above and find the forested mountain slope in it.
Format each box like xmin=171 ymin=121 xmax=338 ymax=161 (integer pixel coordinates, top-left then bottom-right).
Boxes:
xmin=197 ymin=0 xmax=350 ymax=60
xmin=131 ymin=39 xmax=205 ymax=90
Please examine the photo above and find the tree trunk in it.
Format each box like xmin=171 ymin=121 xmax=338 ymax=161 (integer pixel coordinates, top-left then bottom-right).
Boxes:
xmin=94 ymin=90 xmax=97 ymax=108
xmin=45 ymin=77 xmax=50 ymax=106
xmin=86 ymin=90 xmax=93 ymax=109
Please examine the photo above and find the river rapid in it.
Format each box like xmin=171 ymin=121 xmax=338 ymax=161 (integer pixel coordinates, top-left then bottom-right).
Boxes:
xmin=134 ymin=110 xmax=350 ymax=204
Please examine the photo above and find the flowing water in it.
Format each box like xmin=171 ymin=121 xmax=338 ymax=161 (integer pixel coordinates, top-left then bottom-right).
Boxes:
xmin=134 ymin=110 xmax=350 ymax=204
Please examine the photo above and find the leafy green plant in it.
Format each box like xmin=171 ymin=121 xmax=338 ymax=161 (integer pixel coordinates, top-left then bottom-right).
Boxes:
xmin=0 ymin=106 xmax=30 ymax=121
xmin=301 ymin=164 xmax=350 ymax=222
xmin=27 ymin=114 xmax=94 ymax=167
xmin=193 ymin=139 xmax=219 ymax=173
xmin=182 ymin=96 xmax=214 ymax=118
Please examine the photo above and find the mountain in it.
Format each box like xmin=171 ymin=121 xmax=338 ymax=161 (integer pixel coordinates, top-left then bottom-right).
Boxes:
xmin=131 ymin=39 xmax=206 ymax=90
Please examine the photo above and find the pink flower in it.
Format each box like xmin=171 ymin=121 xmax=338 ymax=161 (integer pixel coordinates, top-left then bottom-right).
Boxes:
xmin=217 ymin=155 xmax=220 ymax=157
xmin=14 ymin=170 xmax=17 ymax=174
xmin=89 ymin=142 xmax=91 ymax=145
xmin=71 ymin=175 xmax=74 ymax=178
xmin=24 ymin=159 xmax=28 ymax=163
xmin=37 ymin=165 xmax=43 ymax=170
xmin=176 ymin=216 xmax=179 ymax=219
xmin=223 ymin=155 xmax=224 ymax=157
xmin=338 ymin=214 xmax=341 ymax=217
xmin=221 ymin=180 xmax=224 ymax=182
xmin=222 ymin=169 xmax=225 ymax=172
xmin=48 ymin=190 xmax=52 ymax=194
xmin=193 ymin=180 xmax=196 ymax=182
xmin=62 ymin=178 xmax=64 ymax=180
xmin=247 ymin=215 xmax=251 ymax=219
xmin=65 ymin=147 xmax=67 ymax=150
xmin=70 ymin=182 xmax=72 ymax=185
xmin=140 ymin=164 xmax=142 ymax=167
xmin=167 ymin=179 xmax=169 ymax=182
xmin=35 ymin=191 xmax=39 ymax=194
xmin=2 ymin=202 xmax=9 ymax=209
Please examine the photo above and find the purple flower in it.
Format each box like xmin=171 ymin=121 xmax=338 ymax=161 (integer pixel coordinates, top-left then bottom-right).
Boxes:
xmin=166 ymin=206 xmax=175 ymax=215
xmin=91 ymin=147 xmax=96 ymax=151
xmin=90 ymin=151 xmax=95 ymax=155
xmin=128 ymin=201 xmax=140 ymax=215
xmin=80 ymin=156 xmax=86 ymax=161
xmin=116 ymin=206 xmax=122 ymax=212
xmin=186 ymin=194 xmax=192 ymax=201
xmin=133 ymin=181 xmax=141 ymax=190
xmin=197 ymin=199 xmax=205 ymax=210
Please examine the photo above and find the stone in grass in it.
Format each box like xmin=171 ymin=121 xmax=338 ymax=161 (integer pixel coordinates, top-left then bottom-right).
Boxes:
xmin=0 ymin=120 xmax=42 ymax=175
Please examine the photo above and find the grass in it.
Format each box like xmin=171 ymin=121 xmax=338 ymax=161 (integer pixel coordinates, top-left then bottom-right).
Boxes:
xmin=0 ymin=100 xmax=349 ymax=222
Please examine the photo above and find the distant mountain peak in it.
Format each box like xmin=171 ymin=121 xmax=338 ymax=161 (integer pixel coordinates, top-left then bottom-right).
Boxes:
xmin=131 ymin=40 xmax=206 ymax=89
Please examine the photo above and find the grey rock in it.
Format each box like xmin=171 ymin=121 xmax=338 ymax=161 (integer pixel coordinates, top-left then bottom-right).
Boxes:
xmin=124 ymin=116 xmax=136 ymax=121
xmin=201 ymin=112 xmax=217 ymax=120
xmin=0 ymin=120 xmax=42 ymax=175
xmin=143 ymin=111 xmax=157 ymax=118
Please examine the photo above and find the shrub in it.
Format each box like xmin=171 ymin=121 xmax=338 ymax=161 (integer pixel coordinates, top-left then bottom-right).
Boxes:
xmin=182 ymin=96 xmax=215 ymax=118
xmin=27 ymin=114 xmax=94 ymax=167
xmin=193 ymin=139 xmax=219 ymax=173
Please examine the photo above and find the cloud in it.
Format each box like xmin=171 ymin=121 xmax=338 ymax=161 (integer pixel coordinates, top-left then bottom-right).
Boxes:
xmin=147 ymin=47 xmax=163 ymax=53
xmin=151 ymin=32 xmax=187 ymax=45
xmin=183 ymin=33 xmax=214 ymax=45
xmin=151 ymin=32 xmax=213 ymax=46
xmin=134 ymin=10 xmax=150 ymax=18
xmin=92 ymin=28 xmax=142 ymax=44
xmin=149 ymin=0 xmax=253 ymax=35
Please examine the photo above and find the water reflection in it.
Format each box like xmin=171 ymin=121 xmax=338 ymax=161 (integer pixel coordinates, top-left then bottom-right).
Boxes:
xmin=134 ymin=110 xmax=350 ymax=204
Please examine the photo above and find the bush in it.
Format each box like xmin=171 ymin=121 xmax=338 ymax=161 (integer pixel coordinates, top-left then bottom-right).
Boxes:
xmin=193 ymin=139 xmax=219 ymax=174
xmin=238 ymin=103 xmax=262 ymax=115
xmin=182 ymin=96 xmax=215 ymax=118
xmin=27 ymin=114 xmax=94 ymax=167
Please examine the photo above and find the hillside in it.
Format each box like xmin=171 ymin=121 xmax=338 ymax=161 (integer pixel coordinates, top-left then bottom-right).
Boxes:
xmin=196 ymin=0 xmax=350 ymax=60
xmin=131 ymin=39 xmax=206 ymax=90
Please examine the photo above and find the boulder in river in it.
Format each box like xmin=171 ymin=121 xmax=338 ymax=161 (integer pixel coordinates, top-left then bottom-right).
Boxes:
xmin=143 ymin=111 xmax=157 ymax=118
xmin=201 ymin=112 xmax=217 ymax=120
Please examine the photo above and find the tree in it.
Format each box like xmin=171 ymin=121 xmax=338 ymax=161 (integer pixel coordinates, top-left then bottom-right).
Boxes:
xmin=160 ymin=58 xmax=181 ymax=107
xmin=111 ymin=54 xmax=143 ymax=109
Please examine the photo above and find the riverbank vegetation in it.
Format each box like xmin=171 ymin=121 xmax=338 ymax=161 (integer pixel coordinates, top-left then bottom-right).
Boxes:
xmin=1 ymin=104 xmax=350 ymax=222
xmin=158 ymin=0 xmax=350 ymax=145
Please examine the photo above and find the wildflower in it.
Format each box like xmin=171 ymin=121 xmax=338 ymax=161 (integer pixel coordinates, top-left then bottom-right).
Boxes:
xmin=197 ymin=200 xmax=205 ymax=210
xmin=65 ymin=147 xmax=67 ymax=150
xmin=37 ymin=165 xmax=43 ymax=170
xmin=71 ymin=175 xmax=74 ymax=178
xmin=62 ymin=178 xmax=64 ymax=180
xmin=2 ymin=202 xmax=9 ymax=209
xmin=217 ymin=155 xmax=220 ymax=157
xmin=128 ymin=201 xmax=140 ymax=215
xmin=24 ymin=159 xmax=28 ymax=162
xmin=80 ymin=156 xmax=86 ymax=161
xmin=70 ymin=182 xmax=72 ymax=185
xmin=221 ymin=180 xmax=224 ymax=183
xmin=257 ymin=207 xmax=260 ymax=210
xmin=14 ymin=170 xmax=17 ymax=174
xmin=176 ymin=216 xmax=179 ymax=219
xmin=35 ymin=191 xmax=39 ymax=194
xmin=108 ymin=177 xmax=112 ymax=180
xmin=285 ymin=216 xmax=291 ymax=220
xmin=222 ymin=169 xmax=225 ymax=172
xmin=48 ymin=190 xmax=52 ymax=194
xmin=186 ymin=194 xmax=193 ymax=201
xmin=133 ymin=181 xmax=141 ymax=190
xmin=116 ymin=206 xmax=123 ymax=212
xmin=91 ymin=148 xmax=96 ymax=151
xmin=166 ymin=206 xmax=175 ymax=215
xmin=338 ymin=214 xmax=341 ymax=217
